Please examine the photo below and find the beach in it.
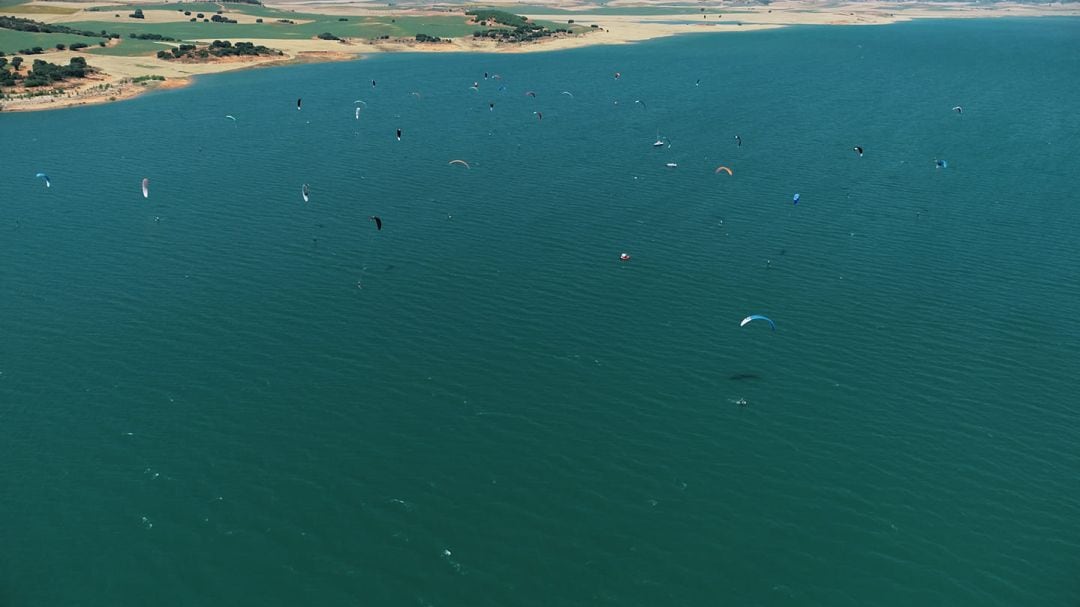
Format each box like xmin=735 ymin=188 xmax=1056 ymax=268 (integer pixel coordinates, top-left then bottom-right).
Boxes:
xmin=2 ymin=0 xmax=1078 ymax=112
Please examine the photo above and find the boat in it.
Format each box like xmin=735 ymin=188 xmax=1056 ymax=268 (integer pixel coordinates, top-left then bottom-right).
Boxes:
xmin=653 ymin=130 xmax=665 ymax=147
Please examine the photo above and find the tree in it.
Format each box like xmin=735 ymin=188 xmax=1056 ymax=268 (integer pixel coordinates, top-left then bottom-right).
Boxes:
xmin=129 ymin=8 xmax=145 ymax=18
xmin=11 ymin=56 xmax=23 ymax=69
xmin=0 ymin=58 xmax=7 ymax=68
xmin=56 ymin=43 xmax=66 ymax=50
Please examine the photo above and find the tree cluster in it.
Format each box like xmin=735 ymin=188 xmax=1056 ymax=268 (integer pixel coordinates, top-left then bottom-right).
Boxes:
xmin=1 ymin=55 xmax=91 ymax=87
xmin=0 ymin=15 xmax=103 ymax=38
xmin=471 ymin=23 xmax=564 ymax=43
xmin=129 ymin=32 xmax=179 ymax=41
xmin=465 ymin=9 xmax=528 ymax=28
xmin=156 ymin=39 xmax=280 ymax=60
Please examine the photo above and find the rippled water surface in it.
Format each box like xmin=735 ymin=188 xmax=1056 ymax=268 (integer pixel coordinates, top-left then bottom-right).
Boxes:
xmin=2 ymin=19 xmax=1079 ymax=606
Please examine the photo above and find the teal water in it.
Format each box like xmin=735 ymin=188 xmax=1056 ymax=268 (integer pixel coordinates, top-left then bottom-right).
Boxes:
xmin=2 ymin=19 xmax=1080 ymax=606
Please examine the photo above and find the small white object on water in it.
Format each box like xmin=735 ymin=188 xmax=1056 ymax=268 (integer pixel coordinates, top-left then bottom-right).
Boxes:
xmin=442 ymin=549 xmax=452 ymax=557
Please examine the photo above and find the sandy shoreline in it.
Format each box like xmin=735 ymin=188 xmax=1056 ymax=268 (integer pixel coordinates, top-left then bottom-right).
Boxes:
xmin=3 ymin=0 xmax=1078 ymax=112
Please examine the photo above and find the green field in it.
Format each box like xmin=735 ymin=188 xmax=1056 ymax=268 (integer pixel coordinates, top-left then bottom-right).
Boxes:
xmin=3 ymin=3 xmax=583 ymax=57
xmin=84 ymin=36 xmax=172 ymax=55
xmin=64 ymin=14 xmax=502 ymax=42
xmin=88 ymin=2 xmax=289 ymax=18
xmin=1 ymin=3 xmax=81 ymax=15
xmin=0 ymin=29 xmax=105 ymax=54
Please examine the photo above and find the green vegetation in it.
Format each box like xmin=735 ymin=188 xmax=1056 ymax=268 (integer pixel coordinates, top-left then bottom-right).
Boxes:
xmin=465 ymin=9 xmax=571 ymax=43
xmin=0 ymin=54 xmax=91 ymax=87
xmin=85 ymin=37 xmax=170 ymax=56
xmin=156 ymin=39 xmax=280 ymax=60
xmin=414 ymin=33 xmax=443 ymax=43
xmin=129 ymin=8 xmax=144 ymax=19
xmin=92 ymin=2 xmax=280 ymax=18
xmin=132 ymin=74 xmax=165 ymax=83
xmin=0 ymin=14 xmax=105 ymax=37
xmin=0 ymin=14 xmax=112 ymax=53
xmin=4 ymin=2 xmax=580 ymax=58
xmin=65 ymin=9 xmax=493 ymax=43
xmin=465 ymin=9 xmax=528 ymax=28
xmin=1 ymin=3 xmax=80 ymax=15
